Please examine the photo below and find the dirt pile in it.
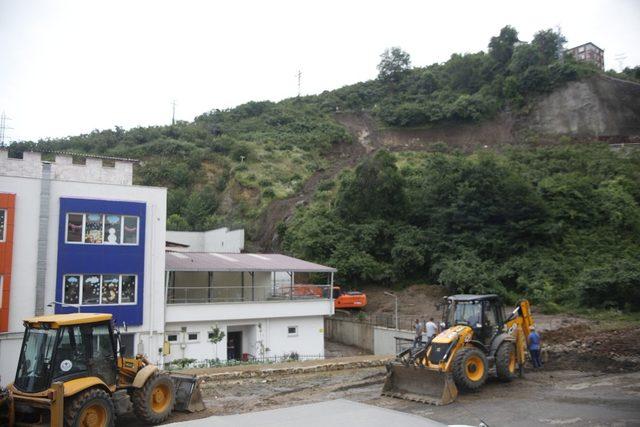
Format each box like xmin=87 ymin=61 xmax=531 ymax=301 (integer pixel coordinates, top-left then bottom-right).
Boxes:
xmin=362 ymin=284 xmax=447 ymax=317
xmin=544 ymin=325 xmax=640 ymax=373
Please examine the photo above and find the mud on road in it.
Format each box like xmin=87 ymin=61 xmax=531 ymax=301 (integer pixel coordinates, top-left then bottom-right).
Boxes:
xmin=147 ymin=366 xmax=640 ymax=427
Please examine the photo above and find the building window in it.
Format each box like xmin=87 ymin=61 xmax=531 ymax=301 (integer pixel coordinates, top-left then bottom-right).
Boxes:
xmin=0 ymin=209 xmax=6 ymax=242
xmin=62 ymin=274 xmax=137 ymax=305
xmin=187 ymin=332 xmax=199 ymax=342
xmin=167 ymin=334 xmax=178 ymax=343
xmin=66 ymin=213 xmax=139 ymax=245
xmin=287 ymin=326 xmax=298 ymax=337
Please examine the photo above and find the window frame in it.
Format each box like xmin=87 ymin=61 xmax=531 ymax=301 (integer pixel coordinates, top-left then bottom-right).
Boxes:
xmin=166 ymin=334 xmax=178 ymax=343
xmin=287 ymin=326 xmax=298 ymax=337
xmin=187 ymin=332 xmax=200 ymax=342
xmin=65 ymin=213 xmax=140 ymax=246
xmin=62 ymin=273 xmax=137 ymax=306
xmin=0 ymin=208 xmax=6 ymax=242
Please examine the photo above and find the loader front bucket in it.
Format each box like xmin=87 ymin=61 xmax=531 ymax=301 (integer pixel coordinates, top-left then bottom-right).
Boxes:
xmin=381 ymin=362 xmax=458 ymax=405
xmin=170 ymin=373 xmax=205 ymax=412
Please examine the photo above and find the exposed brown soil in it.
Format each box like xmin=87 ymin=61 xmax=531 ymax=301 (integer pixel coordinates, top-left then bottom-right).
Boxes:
xmin=544 ymin=324 xmax=640 ymax=372
xmin=251 ymin=128 xmax=369 ymax=251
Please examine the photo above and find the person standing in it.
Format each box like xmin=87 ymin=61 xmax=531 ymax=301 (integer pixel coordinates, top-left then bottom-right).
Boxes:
xmin=412 ymin=319 xmax=423 ymax=348
xmin=528 ymin=325 xmax=542 ymax=368
xmin=423 ymin=317 xmax=438 ymax=346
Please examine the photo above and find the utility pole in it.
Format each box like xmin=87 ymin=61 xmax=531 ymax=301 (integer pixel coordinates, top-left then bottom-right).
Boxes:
xmin=384 ymin=291 xmax=399 ymax=330
xmin=614 ymin=53 xmax=627 ymax=72
xmin=296 ymin=70 xmax=302 ymax=97
xmin=171 ymin=100 xmax=177 ymax=125
xmin=0 ymin=111 xmax=12 ymax=147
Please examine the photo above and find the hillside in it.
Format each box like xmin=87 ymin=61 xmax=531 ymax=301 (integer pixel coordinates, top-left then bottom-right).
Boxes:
xmin=6 ymin=26 xmax=640 ymax=311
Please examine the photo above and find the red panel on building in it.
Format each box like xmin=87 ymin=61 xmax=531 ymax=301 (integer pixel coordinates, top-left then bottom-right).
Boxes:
xmin=0 ymin=193 xmax=15 ymax=332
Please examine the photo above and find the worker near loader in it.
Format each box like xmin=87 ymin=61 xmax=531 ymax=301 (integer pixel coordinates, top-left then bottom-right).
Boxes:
xmin=528 ymin=325 xmax=542 ymax=368
xmin=422 ymin=317 xmax=438 ymax=346
xmin=412 ymin=318 xmax=423 ymax=348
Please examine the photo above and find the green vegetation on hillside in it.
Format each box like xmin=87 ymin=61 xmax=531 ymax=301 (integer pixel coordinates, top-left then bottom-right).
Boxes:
xmin=283 ymin=145 xmax=640 ymax=311
xmin=317 ymin=26 xmax=598 ymax=127
xmin=8 ymin=26 xmax=604 ymax=234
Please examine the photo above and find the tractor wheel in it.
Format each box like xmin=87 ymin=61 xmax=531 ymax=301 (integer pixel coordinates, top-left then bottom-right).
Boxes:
xmin=64 ymin=387 xmax=115 ymax=427
xmin=452 ymin=347 xmax=488 ymax=392
xmin=495 ymin=342 xmax=517 ymax=382
xmin=132 ymin=372 xmax=175 ymax=424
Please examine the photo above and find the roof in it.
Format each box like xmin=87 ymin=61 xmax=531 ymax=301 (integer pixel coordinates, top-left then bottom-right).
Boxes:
xmin=166 ymin=252 xmax=337 ymax=273
xmin=24 ymin=313 xmax=112 ymax=327
xmin=447 ymin=294 xmax=499 ymax=302
xmin=0 ymin=147 xmax=140 ymax=163
xmin=566 ymin=42 xmax=604 ymax=52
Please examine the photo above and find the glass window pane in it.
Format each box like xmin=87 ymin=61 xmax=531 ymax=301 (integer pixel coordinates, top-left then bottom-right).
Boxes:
xmin=0 ymin=209 xmax=5 ymax=241
xmin=121 ymin=275 xmax=136 ymax=303
xmin=63 ymin=275 xmax=81 ymax=304
xmin=103 ymin=215 xmax=122 ymax=244
xmin=123 ymin=216 xmax=138 ymax=244
xmin=82 ymin=275 xmax=101 ymax=304
xmin=66 ymin=214 xmax=83 ymax=243
xmin=101 ymin=275 xmax=119 ymax=304
xmin=84 ymin=214 xmax=104 ymax=244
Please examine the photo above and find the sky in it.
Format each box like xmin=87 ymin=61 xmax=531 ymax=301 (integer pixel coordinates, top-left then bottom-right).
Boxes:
xmin=0 ymin=0 xmax=639 ymax=142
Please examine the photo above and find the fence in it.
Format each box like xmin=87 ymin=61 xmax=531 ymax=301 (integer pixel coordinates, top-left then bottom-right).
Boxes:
xmin=166 ymin=284 xmax=332 ymax=304
xmin=333 ymin=311 xmax=437 ymax=332
xmin=165 ymin=353 xmax=325 ymax=371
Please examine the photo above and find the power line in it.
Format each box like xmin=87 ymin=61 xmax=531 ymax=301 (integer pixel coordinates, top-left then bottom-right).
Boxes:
xmin=614 ymin=53 xmax=627 ymax=72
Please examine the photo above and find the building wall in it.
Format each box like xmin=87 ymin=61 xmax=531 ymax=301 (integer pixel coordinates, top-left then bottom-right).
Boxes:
xmin=166 ymin=228 xmax=244 ymax=253
xmin=0 ymin=193 xmax=16 ymax=332
xmin=164 ymin=315 xmax=324 ymax=363
xmin=0 ymin=168 xmax=167 ymax=385
xmin=0 ymin=150 xmax=133 ymax=185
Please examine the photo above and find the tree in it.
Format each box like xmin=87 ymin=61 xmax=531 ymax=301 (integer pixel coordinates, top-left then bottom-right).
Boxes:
xmin=488 ymin=25 xmax=520 ymax=68
xmin=335 ymin=150 xmax=405 ymax=222
xmin=208 ymin=325 xmax=225 ymax=360
xmin=531 ymin=29 xmax=567 ymax=65
xmin=377 ymin=47 xmax=411 ymax=83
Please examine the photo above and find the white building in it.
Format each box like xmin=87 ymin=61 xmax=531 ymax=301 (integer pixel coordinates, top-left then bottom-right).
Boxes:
xmin=163 ymin=231 xmax=335 ymax=364
xmin=0 ymin=149 xmax=167 ymax=385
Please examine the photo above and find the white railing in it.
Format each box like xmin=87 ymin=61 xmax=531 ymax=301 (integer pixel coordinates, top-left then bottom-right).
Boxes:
xmin=166 ymin=284 xmax=332 ymax=304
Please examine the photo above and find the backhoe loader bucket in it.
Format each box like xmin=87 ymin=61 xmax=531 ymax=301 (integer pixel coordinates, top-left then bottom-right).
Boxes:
xmin=381 ymin=362 xmax=458 ymax=405
xmin=170 ymin=373 xmax=205 ymax=412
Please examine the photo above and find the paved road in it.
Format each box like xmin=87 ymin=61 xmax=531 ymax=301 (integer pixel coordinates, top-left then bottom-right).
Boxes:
xmin=167 ymin=399 xmax=449 ymax=427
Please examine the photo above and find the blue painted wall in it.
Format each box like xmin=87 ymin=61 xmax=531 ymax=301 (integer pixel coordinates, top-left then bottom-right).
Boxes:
xmin=55 ymin=198 xmax=146 ymax=326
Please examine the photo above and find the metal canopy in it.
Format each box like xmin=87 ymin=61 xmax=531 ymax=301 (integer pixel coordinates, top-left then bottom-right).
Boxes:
xmin=165 ymin=251 xmax=337 ymax=273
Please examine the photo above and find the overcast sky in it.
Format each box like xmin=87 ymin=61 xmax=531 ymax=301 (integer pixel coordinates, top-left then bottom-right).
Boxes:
xmin=1 ymin=0 xmax=639 ymax=142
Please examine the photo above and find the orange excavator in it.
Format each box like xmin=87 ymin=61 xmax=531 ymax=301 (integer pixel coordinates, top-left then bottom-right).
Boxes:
xmin=332 ymin=286 xmax=367 ymax=309
xmin=290 ymin=284 xmax=367 ymax=309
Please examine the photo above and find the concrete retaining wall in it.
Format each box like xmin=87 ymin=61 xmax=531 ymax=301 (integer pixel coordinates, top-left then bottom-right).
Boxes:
xmin=325 ymin=317 xmax=415 ymax=356
xmin=324 ymin=317 xmax=373 ymax=352
xmin=373 ymin=326 xmax=414 ymax=356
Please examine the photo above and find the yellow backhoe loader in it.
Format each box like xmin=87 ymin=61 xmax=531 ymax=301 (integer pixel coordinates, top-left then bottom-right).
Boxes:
xmin=0 ymin=313 xmax=204 ymax=426
xmin=382 ymin=294 xmax=533 ymax=405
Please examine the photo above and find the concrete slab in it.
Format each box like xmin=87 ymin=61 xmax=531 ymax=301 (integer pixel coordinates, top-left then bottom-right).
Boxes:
xmin=167 ymin=399 xmax=448 ymax=427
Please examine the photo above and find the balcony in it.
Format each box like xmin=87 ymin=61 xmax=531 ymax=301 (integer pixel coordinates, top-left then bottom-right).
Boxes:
xmin=166 ymin=284 xmax=332 ymax=304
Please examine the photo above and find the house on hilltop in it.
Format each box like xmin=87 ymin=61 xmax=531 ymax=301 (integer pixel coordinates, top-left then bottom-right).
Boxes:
xmin=565 ymin=42 xmax=604 ymax=70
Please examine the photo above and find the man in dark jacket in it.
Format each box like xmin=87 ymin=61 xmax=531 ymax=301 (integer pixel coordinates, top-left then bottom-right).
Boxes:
xmin=528 ymin=325 xmax=542 ymax=368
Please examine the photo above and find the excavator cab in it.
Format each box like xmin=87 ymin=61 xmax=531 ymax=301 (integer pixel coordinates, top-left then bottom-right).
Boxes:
xmin=14 ymin=320 xmax=117 ymax=395
xmin=5 ymin=313 xmax=203 ymax=427
xmin=441 ymin=295 xmax=505 ymax=347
